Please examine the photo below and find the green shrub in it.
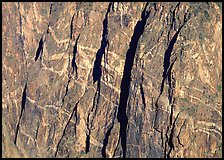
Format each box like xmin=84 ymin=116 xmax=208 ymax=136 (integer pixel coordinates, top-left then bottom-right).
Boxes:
xmin=180 ymin=97 xmax=188 ymax=102
xmin=217 ymin=84 xmax=222 ymax=92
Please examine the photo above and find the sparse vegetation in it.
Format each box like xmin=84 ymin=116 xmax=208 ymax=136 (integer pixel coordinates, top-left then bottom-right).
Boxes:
xmin=180 ymin=105 xmax=198 ymax=115
xmin=217 ymin=84 xmax=222 ymax=92
xmin=6 ymin=55 xmax=14 ymax=62
xmin=180 ymin=97 xmax=188 ymax=102
xmin=215 ymin=2 xmax=222 ymax=10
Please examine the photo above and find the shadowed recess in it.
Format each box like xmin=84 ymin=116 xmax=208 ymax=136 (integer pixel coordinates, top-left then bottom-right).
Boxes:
xmin=55 ymin=101 xmax=79 ymax=157
xmin=34 ymin=37 xmax=44 ymax=61
xmin=92 ymin=2 xmax=112 ymax=83
xmin=14 ymin=82 xmax=27 ymax=145
xmin=70 ymin=13 xmax=75 ymax=40
xmin=117 ymin=2 xmax=150 ymax=158
xmin=71 ymin=34 xmax=80 ymax=77
xmin=159 ymin=24 xmax=184 ymax=96
xmin=140 ymin=73 xmax=146 ymax=110
xmin=85 ymin=134 xmax=90 ymax=153
xmin=101 ymin=106 xmax=117 ymax=158
xmin=85 ymin=2 xmax=112 ymax=154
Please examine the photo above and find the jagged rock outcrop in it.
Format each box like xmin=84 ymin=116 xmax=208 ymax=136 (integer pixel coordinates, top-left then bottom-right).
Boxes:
xmin=2 ymin=2 xmax=222 ymax=158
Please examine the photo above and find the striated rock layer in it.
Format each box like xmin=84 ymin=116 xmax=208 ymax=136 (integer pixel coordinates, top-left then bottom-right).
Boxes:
xmin=2 ymin=2 xmax=222 ymax=158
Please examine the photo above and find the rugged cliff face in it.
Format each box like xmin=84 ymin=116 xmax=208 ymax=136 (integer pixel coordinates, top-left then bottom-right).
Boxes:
xmin=2 ymin=2 xmax=222 ymax=158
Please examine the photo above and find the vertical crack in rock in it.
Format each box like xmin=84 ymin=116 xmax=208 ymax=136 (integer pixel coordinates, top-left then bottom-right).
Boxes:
xmin=85 ymin=82 xmax=101 ymax=153
xmin=102 ymin=106 xmax=118 ymax=158
xmin=49 ymin=3 xmax=53 ymax=15
xmin=14 ymin=82 xmax=27 ymax=145
xmin=154 ymin=24 xmax=185 ymax=131
xmin=70 ymin=13 xmax=75 ymax=40
xmin=177 ymin=119 xmax=186 ymax=148
xmin=140 ymin=73 xmax=146 ymax=111
xmin=158 ymin=25 xmax=183 ymax=98
xmin=55 ymin=101 xmax=79 ymax=157
xmin=164 ymin=125 xmax=169 ymax=158
xmin=71 ymin=34 xmax=80 ymax=77
xmin=35 ymin=121 xmax=40 ymax=141
xmin=61 ymin=76 xmax=71 ymax=108
xmin=85 ymin=133 xmax=90 ymax=153
xmin=167 ymin=58 xmax=177 ymax=104
xmin=92 ymin=2 xmax=111 ymax=83
xmin=47 ymin=3 xmax=53 ymax=34
xmin=166 ymin=111 xmax=181 ymax=158
xmin=154 ymin=10 xmax=190 ymax=155
xmin=167 ymin=2 xmax=180 ymax=41
xmin=117 ymin=2 xmax=150 ymax=158
xmin=34 ymin=36 xmax=45 ymax=61
xmin=85 ymin=2 xmax=112 ymax=154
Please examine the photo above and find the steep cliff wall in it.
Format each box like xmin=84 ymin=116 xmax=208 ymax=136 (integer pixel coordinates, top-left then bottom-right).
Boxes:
xmin=2 ymin=2 xmax=222 ymax=158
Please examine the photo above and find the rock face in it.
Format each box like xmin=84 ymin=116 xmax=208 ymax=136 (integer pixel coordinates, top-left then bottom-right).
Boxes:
xmin=2 ymin=2 xmax=222 ymax=158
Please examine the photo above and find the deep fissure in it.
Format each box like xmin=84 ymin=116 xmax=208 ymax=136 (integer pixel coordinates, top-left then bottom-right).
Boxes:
xmin=154 ymin=24 xmax=185 ymax=132
xmin=71 ymin=34 xmax=80 ymax=77
xmin=61 ymin=77 xmax=71 ymax=108
xmin=117 ymin=2 xmax=150 ymax=158
xmin=34 ymin=36 xmax=44 ymax=61
xmin=85 ymin=2 xmax=112 ymax=154
xmin=101 ymin=106 xmax=117 ymax=158
xmin=92 ymin=2 xmax=111 ymax=83
xmin=140 ymin=73 xmax=146 ymax=111
xmin=14 ymin=83 xmax=27 ymax=145
xmin=166 ymin=111 xmax=181 ymax=158
xmin=70 ymin=13 xmax=75 ymax=40
xmin=55 ymin=101 xmax=79 ymax=157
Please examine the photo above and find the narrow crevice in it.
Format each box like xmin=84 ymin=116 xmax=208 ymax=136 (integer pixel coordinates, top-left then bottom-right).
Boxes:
xmin=154 ymin=24 xmax=185 ymax=130
xmin=140 ymin=73 xmax=146 ymax=111
xmin=167 ymin=2 xmax=180 ymax=41
xmin=92 ymin=2 xmax=112 ymax=83
xmin=85 ymin=81 xmax=101 ymax=153
xmin=71 ymin=34 xmax=80 ymax=77
xmin=177 ymin=119 xmax=186 ymax=148
xmin=60 ymin=76 xmax=71 ymax=108
xmin=167 ymin=58 xmax=177 ymax=103
xmin=74 ymin=102 xmax=78 ymax=137
xmin=155 ymin=12 xmax=190 ymax=157
xmin=85 ymin=3 xmax=112 ymax=154
xmin=49 ymin=3 xmax=53 ymax=15
xmin=14 ymin=82 xmax=27 ymax=145
xmin=70 ymin=13 xmax=75 ymax=40
xmin=166 ymin=111 xmax=181 ymax=158
xmin=85 ymin=133 xmax=90 ymax=153
xmin=102 ymin=106 xmax=118 ymax=158
xmin=161 ymin=130 xmax=164 ymax=148
xmin=164 ymin=126 xmax=169 ymax=158
xmin=117 ymin=2 xmax=150 ymax=158
xmin=34 ymin=36 xmax=45 ymax=61
xmin=55 ymin=101 xmax=79 ymax=157
xmin=47 ymin=3 xmax=53 ymax=34
xmin=35 ymin=121 xmax=40 ymax=140
xmin=159 ymin=25 xmax=183 ymax=97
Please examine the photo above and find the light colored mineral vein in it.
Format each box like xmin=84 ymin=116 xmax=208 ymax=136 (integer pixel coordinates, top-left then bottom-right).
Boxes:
xmin=195 ymin=128 xmax=221 ymax=141
xmin=101 ymin=79 xmax=120 ymax=93
xmin=26 ymin=96 xmax=71 ymax=118
xmin=48 ymin=26 xmax=70 ymax=45
xmin=213 ymin=107 xmax=222 ymax=117
xmin=196 ymin=127 xmax=222 ymax=137
xmin=197 ymin=121 xmax=222 ymax=132
xmin=48 ymin=53 xmax=68 ymax=61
